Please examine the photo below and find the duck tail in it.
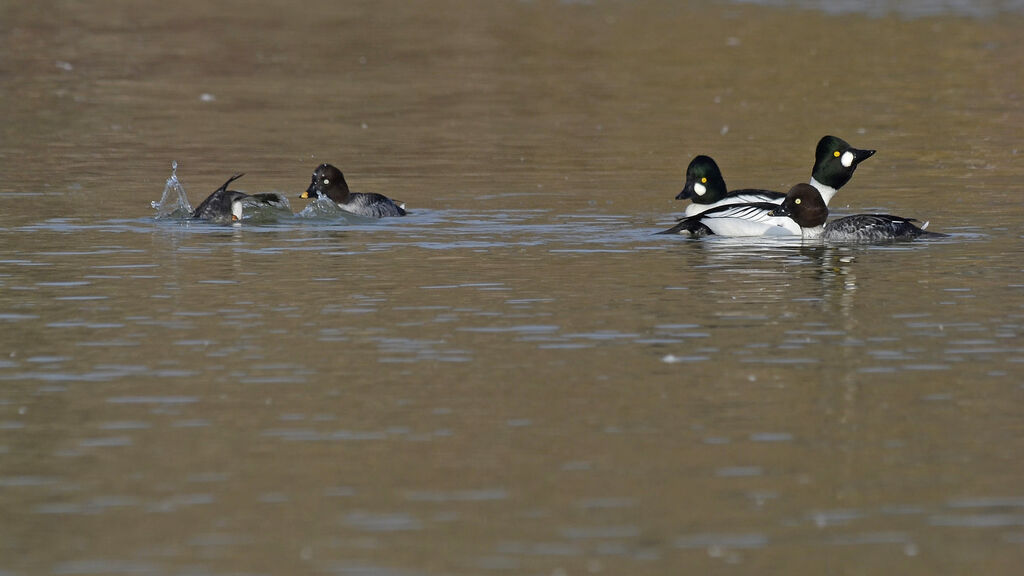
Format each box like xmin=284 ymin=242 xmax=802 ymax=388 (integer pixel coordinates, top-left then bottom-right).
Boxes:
xmin=655 ymin=218 xmax=711 ymax=237
xmin=216 ymin=173 xmax=246 ymax=192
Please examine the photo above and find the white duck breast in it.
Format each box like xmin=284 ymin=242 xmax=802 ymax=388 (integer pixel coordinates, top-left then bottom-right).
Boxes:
xmin=230 ymin=199 xmax=244 ymax=222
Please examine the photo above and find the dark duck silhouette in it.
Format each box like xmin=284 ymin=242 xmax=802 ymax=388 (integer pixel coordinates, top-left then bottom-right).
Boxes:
xmin=192 ymin=173 xmax=288 ymax=223
xmin=300 ymin=163 xmax=406 ymax=218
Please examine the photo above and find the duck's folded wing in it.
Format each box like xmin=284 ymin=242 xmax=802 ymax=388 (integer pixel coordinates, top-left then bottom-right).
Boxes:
xmin=344 ymin=193 xmax=406 ymax=217
xmin=826 ymin=214 xmax=947 ymax=240
xmin=661 ymin=202 xmax=793 ymax=236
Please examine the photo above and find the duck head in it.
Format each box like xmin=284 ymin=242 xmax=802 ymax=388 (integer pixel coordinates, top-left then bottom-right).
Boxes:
xmin=301 ymin=163 xmax=351 ymax=202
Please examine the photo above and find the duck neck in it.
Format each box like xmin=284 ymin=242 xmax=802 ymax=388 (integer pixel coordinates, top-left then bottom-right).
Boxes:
xmin=809 ymin=177 xmax=837 ymax=206
xmin=328 ymin=181 xmax=351 ymax=203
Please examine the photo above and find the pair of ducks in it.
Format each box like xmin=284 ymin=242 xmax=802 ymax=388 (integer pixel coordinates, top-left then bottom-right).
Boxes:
xmin=191 ymin=164 xmax=406 ymax=222
xmin=658 ymin=135 xmax=946 ymax=241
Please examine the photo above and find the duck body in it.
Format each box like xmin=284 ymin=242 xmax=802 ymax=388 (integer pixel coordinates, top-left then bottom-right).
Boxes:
xmin=822 ymin=214 xmax=944 ymax=242
xmin=301 ymin=163 xmax=406 ymax=218
xmin=191 ymin=174 xmax=287 ymax=223
xmin=658 ymin=200 xmax=802 ymax=237
xmin=772 ymin=183 xmax=947 ymax=242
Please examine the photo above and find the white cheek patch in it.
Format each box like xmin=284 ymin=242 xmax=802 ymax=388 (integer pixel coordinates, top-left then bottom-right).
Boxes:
xmin=841 ymin=151 xmax=854 ymax=168
xmin=693 ymin=182 xmax=707 ymax=196
xmin=231 ymin=201 xmax=244 ymax=221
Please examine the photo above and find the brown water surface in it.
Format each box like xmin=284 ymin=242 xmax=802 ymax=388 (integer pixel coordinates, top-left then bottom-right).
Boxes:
xmin=2 ymin=1 xmax=1023 ymax=574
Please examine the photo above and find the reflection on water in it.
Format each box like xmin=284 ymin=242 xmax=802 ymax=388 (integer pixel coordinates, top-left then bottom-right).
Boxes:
xmin=2 ymin=0 xmax=1024 ymax=574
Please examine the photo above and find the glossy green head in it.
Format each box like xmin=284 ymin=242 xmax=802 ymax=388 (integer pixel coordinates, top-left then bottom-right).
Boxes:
xmin=811 ymin=135 xmax=876 ymax=190
xmin=676 ymin=155 xmax=728 ymax=204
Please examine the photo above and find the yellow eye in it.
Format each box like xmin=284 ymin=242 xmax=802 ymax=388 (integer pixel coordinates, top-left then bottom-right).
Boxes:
xmin=795 ymin=198 xmax=802 ymax=204
xmin=701 ymin=177 xmax=707 ymax=184
xmin=833 ymin=151 xmax=841 ymax=157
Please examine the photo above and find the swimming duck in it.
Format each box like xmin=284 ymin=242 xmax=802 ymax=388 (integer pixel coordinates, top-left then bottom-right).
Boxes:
xmin=675 ymin=135 xmax=875 ymax=216
xmin=192 ymin=174 xmax=288 ymax=223
xmin=300 ymin=163 xmax=406 ymax=218
xmin=771 ymin=183 xmax=948 ymax=241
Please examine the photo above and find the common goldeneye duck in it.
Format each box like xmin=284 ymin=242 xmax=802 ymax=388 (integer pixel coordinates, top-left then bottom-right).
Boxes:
xmin=808 ymin=135 xmax=875 ymax=206
xmin=675 ymin=155 xmax=785 ymax=216
xmin=191 ymin=173 xmax=288 ymax=223
xmin=771 ymin=183 xmax=948 ymax=241
xmin=300 ymin=163 xmax=407 ymax=218
xmin=657 ymin=198 xmax=802 ymax=237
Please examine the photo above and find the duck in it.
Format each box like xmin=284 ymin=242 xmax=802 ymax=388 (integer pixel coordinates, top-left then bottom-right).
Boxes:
xmin=675 ymin=135 xmax=875 ymax=216
xmin=191 ymin=174 xmax=288 ymax=223
xmin=770 ymin=183 xmax=948 ymax=241
xmin=300 ymin=163 xmax=406 ymax=218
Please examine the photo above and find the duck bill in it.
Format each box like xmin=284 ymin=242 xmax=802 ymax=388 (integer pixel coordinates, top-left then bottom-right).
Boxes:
xmin=300 ymin=182 xmax=315 ymax=199
xmin=769 ymin=206 xmax=790 ymax=218
xmin=675 ymin=181 xmax=695 ymax=200
xmin=851 ymin=148 xmax=876 ymax=166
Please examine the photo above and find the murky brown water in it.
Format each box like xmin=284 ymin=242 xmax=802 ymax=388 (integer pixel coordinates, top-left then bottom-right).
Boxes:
xmin=2 ymin=1 xmax=1023 ymax=574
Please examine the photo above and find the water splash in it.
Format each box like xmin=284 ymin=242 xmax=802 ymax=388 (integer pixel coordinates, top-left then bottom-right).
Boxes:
xmin=296 ymin=196 xmax=356 ymax=221
xmin=240 ymin=194 xmax=295 ymax=223
xmin=151 ymin=161 xmax=193 ymax=219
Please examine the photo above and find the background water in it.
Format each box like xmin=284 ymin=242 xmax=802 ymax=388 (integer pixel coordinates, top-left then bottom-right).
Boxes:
xmin=2 ymin=1 xmax=1023 ymax=574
